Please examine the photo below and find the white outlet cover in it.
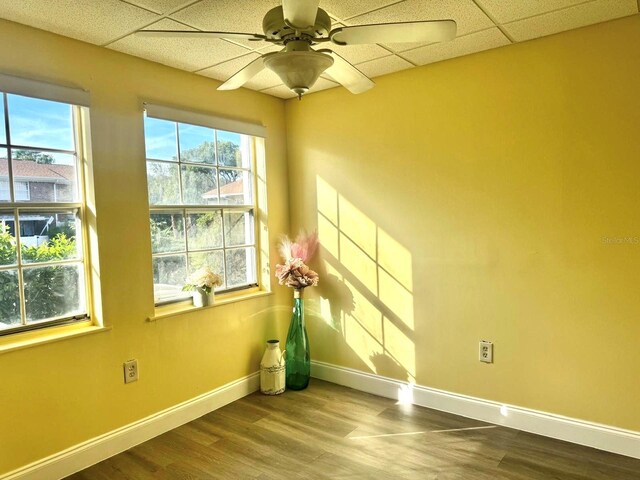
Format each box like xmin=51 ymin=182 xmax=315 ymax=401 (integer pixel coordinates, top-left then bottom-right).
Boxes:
xmin=479 ymin=341 xmax=493 ymax=363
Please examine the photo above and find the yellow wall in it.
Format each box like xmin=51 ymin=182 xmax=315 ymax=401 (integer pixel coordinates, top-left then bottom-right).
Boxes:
xmin=0 ymin=20 xmax=291 ymax=474
xmin=1 ymin=13 xmax=639 ymax=476
xmin=286 ymin=15 xmax=640 ymax=431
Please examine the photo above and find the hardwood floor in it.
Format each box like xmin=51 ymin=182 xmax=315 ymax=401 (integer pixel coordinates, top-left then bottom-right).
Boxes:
xmin=67 ymin=380 xmax=640 ymax=479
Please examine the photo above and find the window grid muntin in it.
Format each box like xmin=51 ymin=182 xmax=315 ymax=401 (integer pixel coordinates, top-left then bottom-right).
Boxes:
xmin=146 ymin=117 xmax=258 ymax=304
xmin=0 ymin=93 xmax=88 ymax=335
xmin=149 ymin=206 xmax=256 ymax=299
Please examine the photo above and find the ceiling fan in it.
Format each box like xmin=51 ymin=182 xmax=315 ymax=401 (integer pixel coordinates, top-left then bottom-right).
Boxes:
xmin=137 ymin=0 xmax=456 ymax=99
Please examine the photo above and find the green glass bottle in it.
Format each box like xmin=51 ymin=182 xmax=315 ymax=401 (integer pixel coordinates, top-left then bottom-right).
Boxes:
xmin=285 ymin=289 xmax=310 ymax=390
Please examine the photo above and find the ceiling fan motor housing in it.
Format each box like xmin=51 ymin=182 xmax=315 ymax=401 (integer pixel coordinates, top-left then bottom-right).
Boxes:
xmin=262 ymin=6 xmax=332 ymax=42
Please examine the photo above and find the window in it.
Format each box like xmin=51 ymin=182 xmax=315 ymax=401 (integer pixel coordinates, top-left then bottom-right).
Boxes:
xmin=0 ymin=91 xmax=89 ymax=334
xmin=144 ymin=108 xmax=264 ymax=304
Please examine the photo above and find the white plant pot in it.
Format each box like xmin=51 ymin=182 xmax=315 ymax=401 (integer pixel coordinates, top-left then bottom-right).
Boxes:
xmin=192 ymin=289 xmax=214 ymax=307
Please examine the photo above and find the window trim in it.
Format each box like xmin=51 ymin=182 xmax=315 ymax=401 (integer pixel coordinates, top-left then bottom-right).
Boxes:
xmin=145 ymin=108 xmax=266 ymax=306
xmin=0 ymin=94 xmax=92 ymax=336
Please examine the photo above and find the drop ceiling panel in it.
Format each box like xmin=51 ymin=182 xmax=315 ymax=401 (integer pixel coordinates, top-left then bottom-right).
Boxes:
xmin=170 ymin=0 xmax=279 ymax=48
xmin=244 ymin=68 xmax=282 ymax=91
xmin=402 ymin=28 xmax=509 ymax=66
xmin=352 ymin=55 xmax=413 ymax=79
xmin=261 ymin=77 xmax=339 ymax=98
xmin=197 ymin=52 xmax=260 ymax=81
xmin=259 ymin=85 xmax=297 ymax=99
xmin=110 ymin=18 xmax=250 ymax=71
xmin=477 ymin=0 xmax=588 ymax=24
xmin=347 ymin=0 xmax=495 ymax=37
xmin=0 ymin=0 xmax=161 ymax=45
xmin=320 ymin=0 xmax=400 ymax=21
xmin=0 ymin=0 xmax=638 ymax=99
xmin=121 ymin=0 xmax=196 ymax=15
xmin=503 ymin=0 xmax=638 ymax=42
xmin=325 ymin=22 xmax=392 ymax=64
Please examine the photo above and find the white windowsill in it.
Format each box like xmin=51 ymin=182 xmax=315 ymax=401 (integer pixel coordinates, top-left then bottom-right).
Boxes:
xmin=148 ymin=288 xmax=272 ymax=322
xmin=0 ymin=322 xmax=111 ymax=355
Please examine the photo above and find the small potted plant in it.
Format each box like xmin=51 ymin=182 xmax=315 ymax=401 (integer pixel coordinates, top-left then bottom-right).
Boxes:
xmin=182 ymin=266 xmax=223 ymax=307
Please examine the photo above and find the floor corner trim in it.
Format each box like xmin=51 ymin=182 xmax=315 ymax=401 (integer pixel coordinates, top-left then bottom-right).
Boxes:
xmin=1 ymin=372 xmax=260 ymax=480
xmin=311 ymin=360 xmax=640 ymax=460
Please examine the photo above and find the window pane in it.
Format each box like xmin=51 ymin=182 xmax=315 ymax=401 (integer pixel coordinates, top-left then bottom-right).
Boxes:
xmin=144 ymin=117 xmax=177 ymax=161
xmin=0 ymin=269 xmax=20 ymax=326
xmin=153 ymin=254 xmax=187 ymax=297
xmin=12 ymin=150 xmax=77 ymax=203
xmin=7 ymin=94 xmax=74 ymax=151
xmin=186 ymin=211 xmax=222 ymax=250
xmin=147 ymin=161 xmax=180 ymax=205
xmin=219 ymin=169 xmax=252 ymax=205
xmin=0 ymin=97 xmax=6 ymax=144
xmin=217 ymin=130 xmax=249 ymax=168
xmin=0 ymin=213 xmax=17 ymax=266
xmin=181 ymin=164 xmax=216 ymax=205
xmin=225 ymin=247 xmax=255 ymax=287
xmin=20 ymin=210 xmax=79 ymax=264
xmin=150 ymin=213 xmax=185 ymax=254
xmin=24 ymin=263 xmax=84 ymax=322
xmin=179 ymin=124 xmax=215 ymax=164
xmin=0 ymin=148 xmax=8 ymax=202
xmin=188 ymin=251 xmax=224 ymax=290
xmin=224 ymin=210 xmax=253 ymax=247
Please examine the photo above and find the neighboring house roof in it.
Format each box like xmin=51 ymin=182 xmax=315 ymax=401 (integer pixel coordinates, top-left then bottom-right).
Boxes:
xmin=0 ymin=158 xmax=75 ymax=183
xmin=203 ymin=179 xmax=243 ymax=199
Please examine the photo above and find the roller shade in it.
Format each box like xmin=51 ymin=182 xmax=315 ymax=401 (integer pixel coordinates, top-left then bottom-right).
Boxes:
xmin=144 ymin=103 xmax=266 ymax=138
xmin=0 ymin=73 xmax=90 ymax=107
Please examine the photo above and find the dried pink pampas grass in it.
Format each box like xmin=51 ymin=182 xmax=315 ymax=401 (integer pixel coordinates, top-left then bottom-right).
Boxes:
xmin=276 ymin=230 xmax=319 ymax=290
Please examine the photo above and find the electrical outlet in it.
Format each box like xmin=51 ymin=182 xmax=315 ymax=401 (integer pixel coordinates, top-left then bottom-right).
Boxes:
xmin=123 ymin=359 xmax=138 ymax=383
xmin=479 ymin=341 xmax=493 ymax=363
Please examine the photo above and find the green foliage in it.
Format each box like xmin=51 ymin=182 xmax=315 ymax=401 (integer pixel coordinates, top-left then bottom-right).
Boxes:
xmin=0 ymin=224 xmax=17 ymax=266
xmin=14 ymin=150 xmax=55 ymax=164
xmin=21 ymin=234 xmax=76 ymax=262
xmin=150 ymin=214 xmax=184 ymax=253
xmin=0 ymin=225 xmax=80 ymax=325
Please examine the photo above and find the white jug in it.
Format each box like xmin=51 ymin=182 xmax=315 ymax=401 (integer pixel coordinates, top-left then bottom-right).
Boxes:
xmin=260 ymin=339 xmax=285 ymax=395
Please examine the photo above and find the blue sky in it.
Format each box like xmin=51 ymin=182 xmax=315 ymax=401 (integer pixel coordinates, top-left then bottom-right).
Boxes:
xmin=1 ymin=94 xmax=75 ymax=164
xmin=144 ymin=115 xmax=242 ymax=162
xmin=1 ymin=93 xmax=244 ymax=166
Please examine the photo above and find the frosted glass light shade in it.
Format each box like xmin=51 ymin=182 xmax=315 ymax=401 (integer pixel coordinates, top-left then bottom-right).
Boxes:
xmin=265 ymin=51 xmax=333 ymax=97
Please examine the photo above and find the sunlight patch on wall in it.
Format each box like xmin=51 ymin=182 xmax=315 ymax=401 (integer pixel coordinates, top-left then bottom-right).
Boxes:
xmin=346 ymin=278 xmax=383 ymax=343
xmin=383 ymin=316 xmax=416 ymax=379
xmin=340 ymin=233 xmax=378 ymax=295
xmin=339 ymin=196 xmax=377 ymax=258
xmin=378 ymin=268 xmax=414 ymax=330
xmin=315 ymin=175 xmax=416 ymax=383
xmin=378 ymin=228 xmax=413 ymax=291
xmin=317 ymin=176 xmax=338 ymax=225
xmin=345 ymin=313 xmax=385 ymax=372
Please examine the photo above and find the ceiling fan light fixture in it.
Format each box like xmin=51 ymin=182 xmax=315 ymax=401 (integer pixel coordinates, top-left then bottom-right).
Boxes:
xmin=264 ymin=50 xmax=334 ymax=99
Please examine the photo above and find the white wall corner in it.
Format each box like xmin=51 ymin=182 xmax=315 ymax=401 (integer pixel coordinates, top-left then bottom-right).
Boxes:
xmin=311 ymin=360 xmax=640 ymax=460
xmin=1 ymin=372 xmax=260 ymax=480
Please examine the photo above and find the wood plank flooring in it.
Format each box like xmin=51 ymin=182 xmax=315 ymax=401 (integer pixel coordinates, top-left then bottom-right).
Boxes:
xmin=67 ymin=380 xmax=640 ymax=479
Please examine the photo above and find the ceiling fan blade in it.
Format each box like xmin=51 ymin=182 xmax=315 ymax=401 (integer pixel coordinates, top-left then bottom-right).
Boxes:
xmin=321 ymin=50 xmax=374 ymax=94
xmin=282 ymin=0 xmax=320 ymax=29
xmin=330 ymin=20 xmax=456 ymax=45
xmin=217 ymin=56 xmax=267 ymax=91
xmin=136 ymin=30 xmax=266 ymax=41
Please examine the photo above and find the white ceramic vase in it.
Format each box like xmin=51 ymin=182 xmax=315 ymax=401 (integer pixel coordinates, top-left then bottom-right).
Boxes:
xmin=192 ymin=288 xmax=214 ymax=307
xmin=260 ymin=339 xmax=286 ymax=395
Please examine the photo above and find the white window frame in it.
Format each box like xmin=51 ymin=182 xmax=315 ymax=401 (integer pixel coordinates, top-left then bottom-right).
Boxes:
xmin=0 ymin=85 xmax=91 ymax=336
xmin=144 ymin=105 xmax=267 ymax=305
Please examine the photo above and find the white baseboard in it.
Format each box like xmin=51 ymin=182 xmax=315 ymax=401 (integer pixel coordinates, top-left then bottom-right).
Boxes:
xmin=1 ymin=372 xmax=260 ymax=480
xmin=311 ymin=360 xmax=640 ymax=460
